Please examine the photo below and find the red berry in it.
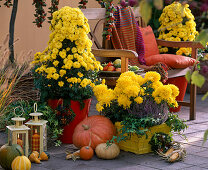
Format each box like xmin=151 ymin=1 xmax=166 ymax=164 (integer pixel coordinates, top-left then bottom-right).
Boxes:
xmin=107 ymin=28 xmax=112 ymax=32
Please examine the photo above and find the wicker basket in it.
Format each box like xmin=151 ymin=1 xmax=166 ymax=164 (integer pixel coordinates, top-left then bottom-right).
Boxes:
xmin=115 ymin=122 xmax=171 ymax=154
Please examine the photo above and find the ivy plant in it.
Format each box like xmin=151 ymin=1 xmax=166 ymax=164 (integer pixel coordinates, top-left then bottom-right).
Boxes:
xmin=1 ymin=100 xmax=71 ymax=146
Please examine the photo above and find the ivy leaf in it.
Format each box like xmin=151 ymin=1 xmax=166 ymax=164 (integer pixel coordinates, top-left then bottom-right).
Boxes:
xmin=191 ymin=71 xmax=205 ymax=88
xmin=139 ymin=0 xmax=152 ymax=25
xmin=153 ymin=0 xmax=163 ymax=10
xmin=195 ymin=29 xmax=208 ymax=47
xmin=203 ymin=129 xmax=208 ymax=146
xmin=185 ymin=70 xmax=191 ymax=82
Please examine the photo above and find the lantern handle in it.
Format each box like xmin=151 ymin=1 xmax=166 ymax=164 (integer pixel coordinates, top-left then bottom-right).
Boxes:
xmin=34 ymin=103 xmax=38 ymax=113
xmin=14 ymin=106 xmax=24 ymax=117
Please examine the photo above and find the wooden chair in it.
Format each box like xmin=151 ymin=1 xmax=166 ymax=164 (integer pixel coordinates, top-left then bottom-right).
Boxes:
xmin=81 ymin=8 xmax=204 ymax=120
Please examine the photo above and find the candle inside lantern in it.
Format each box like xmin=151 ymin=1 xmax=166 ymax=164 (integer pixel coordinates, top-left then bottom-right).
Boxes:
xmin=32 ymin=129 xmax=40 ymax=152
xmin=17 ymin=134 xmax=23 ymax=149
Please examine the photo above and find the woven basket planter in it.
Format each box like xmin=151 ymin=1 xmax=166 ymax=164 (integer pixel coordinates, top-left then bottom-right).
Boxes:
xmin=115 ymin=122 xmax=171 ymax=154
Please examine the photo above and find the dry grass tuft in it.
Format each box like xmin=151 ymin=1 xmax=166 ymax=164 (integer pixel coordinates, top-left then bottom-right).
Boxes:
xmin=0 ymin=35 xmax=39 ymax=118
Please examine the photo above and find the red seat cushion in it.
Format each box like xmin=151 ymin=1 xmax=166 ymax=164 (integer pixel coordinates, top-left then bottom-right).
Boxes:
xmin=139 ymin=26 xmax=159 ymax=58
xmin=145 ymin=54 xmax=197 ymax=68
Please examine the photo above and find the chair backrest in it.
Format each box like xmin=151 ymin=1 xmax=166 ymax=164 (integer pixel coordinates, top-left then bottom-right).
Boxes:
xmin=81 ymin=7 xmax=145 ymax=50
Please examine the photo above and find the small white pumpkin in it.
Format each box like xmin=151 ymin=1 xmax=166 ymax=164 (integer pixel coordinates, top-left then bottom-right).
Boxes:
xmin=95 ymin=143 xmax=120 ymax=159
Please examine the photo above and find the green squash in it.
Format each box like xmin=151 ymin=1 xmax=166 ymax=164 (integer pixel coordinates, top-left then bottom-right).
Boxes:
xmin=0 ymin=143 xmax=24 ymax=170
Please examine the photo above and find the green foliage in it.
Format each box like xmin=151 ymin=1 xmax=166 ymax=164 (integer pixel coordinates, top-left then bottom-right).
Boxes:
xmin=191 ymin=71 xmax=206 ymax=88
xmin=149 ymin=132 xmax=173 ymax=153
xmin=202 ymin=92 xmax=208 ymax=101
xmin=203 ymin=129 xmax=208 ymax=145
xmin=100 ymin=100 xmax=129 ymax=124
xmin=185 ymin=70 xmax=191 ymax=83
xmin=1 ymin=100 xmax=66 ymax=146
xmin=108 ymin=115 xmax=161 ymax=144
xmin=139 ymin=0 xmax=152 ymax=25
xmin=107 ymin=112 xmax=187 ymax=145
xmin=33 ymin=66 xmax=99 ymax=102
xmin=196 ymin=29 xmax=208 ymax=47
xmin=165 ymin=113 xmax=187 ymax=138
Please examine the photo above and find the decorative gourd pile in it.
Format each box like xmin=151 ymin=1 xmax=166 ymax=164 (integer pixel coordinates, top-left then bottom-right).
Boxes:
xmin=0 ymin=143 xmax=24 ymax=170
xmin=65 ymin=115 xmax=120 ymax=160
xmin=29 ymin=151 xmax=50 ymax=164
xmin=73 ymin=115 xmax=116 ymax=149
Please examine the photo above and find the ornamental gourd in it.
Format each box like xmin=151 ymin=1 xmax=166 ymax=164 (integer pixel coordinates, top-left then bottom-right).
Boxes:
xmin=40 ymin=151 xmax=50 ymax=161
xmin=95 ymin=143 xmax=120 ymax=160
xmin=11 ymin=156 xmax=31 ymax=170
xmin=73 ymin=115 xmax=116 ymax=149
xmin=29 ymin=152 xmax=41 ymax=164
xmin=80 ymin=146 xmax=94 ymax=160
xmin=0 ymin=143 xmax=24 ymax=170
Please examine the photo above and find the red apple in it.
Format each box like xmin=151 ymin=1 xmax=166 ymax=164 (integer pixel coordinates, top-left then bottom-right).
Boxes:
xmin=115 ymin=68 xmax=121 ymax=72
xmin=103 ymin=65 xmax=109 ymax=71
xmin=107 ymin=66 xmax=116 ymax=71
xmin=107 ymin=62 xmax=113 ymax=66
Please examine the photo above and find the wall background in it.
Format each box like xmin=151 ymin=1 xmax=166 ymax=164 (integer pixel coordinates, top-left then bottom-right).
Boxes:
xmin=0 ymin=0 xmax=118 ymax=61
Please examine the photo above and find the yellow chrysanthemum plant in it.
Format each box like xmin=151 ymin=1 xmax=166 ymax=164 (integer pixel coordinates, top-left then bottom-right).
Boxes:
xmin=32 ymin=6 xmax=103 ymax=101
xmin=93 ymin=71 xmax=179 ymax=123
xmin=158 ymin=2 xmax=198 ymax=56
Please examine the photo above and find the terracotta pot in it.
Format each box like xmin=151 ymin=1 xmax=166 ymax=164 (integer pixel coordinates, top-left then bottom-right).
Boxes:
xmin=48 ymin=98 xmax=92 ymax=144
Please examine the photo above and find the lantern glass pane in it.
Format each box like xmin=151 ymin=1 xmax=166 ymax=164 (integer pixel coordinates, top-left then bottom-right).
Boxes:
xmin=17 ymin=133 xmax=26 ymax=154
xmin=8 ymin=130 xmax=12 ymax=144
xmin=43 ymin=124 xmax=47 ymax=151
xmin=28 ymin=125 xmax=41 ymax=153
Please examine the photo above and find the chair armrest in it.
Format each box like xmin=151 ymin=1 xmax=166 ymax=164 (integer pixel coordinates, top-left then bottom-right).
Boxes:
xmin=156 ymin=39 xmax=205 ymax=49
xmin=91 ymin=48 xmax=138 ymax=58
xmin=92 ymin=49 xmax=138 ymax=73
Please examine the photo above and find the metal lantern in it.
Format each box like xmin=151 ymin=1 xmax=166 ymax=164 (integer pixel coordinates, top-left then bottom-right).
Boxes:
xmin=6 ymin=107 xmax=30 ymax=156
xmin=25 ymin=103 xmax=48 ymax=154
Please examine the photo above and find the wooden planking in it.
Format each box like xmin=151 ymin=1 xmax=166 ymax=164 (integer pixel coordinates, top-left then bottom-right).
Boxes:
xmin=156 ymin=39 xmax=205 ymax=49
xmin=92 ymin=48 xmax=138 ymax=58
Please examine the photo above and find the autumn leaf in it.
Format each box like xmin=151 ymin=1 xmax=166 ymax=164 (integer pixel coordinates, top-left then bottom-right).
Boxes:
xmin=196 ymin=29 xmax=208 ymax=48
xmin=153 ymin=0 xmax=163 ymax=10
xmin=203 ymin=129 xmax=208 ymax=146
xmin=185 ymin=70 xmax=191 ymax=83
xmin=139 ymin=0 xmax=152 ymax=25
xmin=202 ymin=92 xmax=208 ymax=101
xmin=191 ymin=71 xmax=205 ymax=88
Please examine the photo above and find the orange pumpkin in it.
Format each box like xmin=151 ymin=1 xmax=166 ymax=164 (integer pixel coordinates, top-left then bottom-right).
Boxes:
xmin=80 ymin=146 xmax=94 ymax=160
xmin=73 ymin=115 xmax=116 ymax=149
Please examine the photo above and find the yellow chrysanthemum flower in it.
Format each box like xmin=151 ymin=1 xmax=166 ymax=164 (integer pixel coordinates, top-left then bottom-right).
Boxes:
xmin=144 ymin=71 xmax=161 ymax=83
xmin=52 ymin=73 xmax=59 ymax=80
xmin=77 ymin=72 xmax=84 ymax=77
xmin=58 ymin=81 xmax=64 ymax=87
xmin=59 ymin=70 xmax=66 ymax=77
